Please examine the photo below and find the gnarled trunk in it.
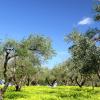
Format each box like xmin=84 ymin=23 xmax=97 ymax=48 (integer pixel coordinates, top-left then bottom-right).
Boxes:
xmin=4 ymin=52 xmax=9 ymax=83
xmin=75 ymin=76 xmax=86 ymax=88
xmin=15 ymin=84 xmax=21 ymax=91
xmin=0 ymin=52 xmax=10 ymax=100
xmin=15 ymin=76 xmax=26 ymax=91
xmin=0 ymin=82 xmax=9 ymax=100
xmin=97 ymin=71 xmax=100 ymax=79
xmin=26 ymin=77 xmax=30 ymax=86
xmin=1 ymin=50 xmax=15 ymax=99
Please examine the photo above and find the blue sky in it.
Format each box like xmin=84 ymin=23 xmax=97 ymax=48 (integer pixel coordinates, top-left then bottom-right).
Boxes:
xmin=0 ymin=0 xmax=99 ymax=68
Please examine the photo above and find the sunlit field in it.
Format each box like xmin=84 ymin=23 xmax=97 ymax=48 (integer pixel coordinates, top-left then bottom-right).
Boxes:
xmin=3 ymin=86 xmax=100 ymax=100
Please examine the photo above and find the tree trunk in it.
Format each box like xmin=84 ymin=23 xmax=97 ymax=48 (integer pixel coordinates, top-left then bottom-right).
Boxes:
xmin=63 ymin=80 xmax=67 ymax=85
xmin=0 ymin=89 xmax=3 ymax=100
xmin=0 ymin=52 xmax=10 ymax=100
xmin=1 ymin=48 xmax=17 ymax=99
xmin=97 ymin=71 xmax=100 ymax=79
xmin=4 ymin=52 xmax=9 ymax=83
xmin=15 ymin=84 xmax=21 ymax=91
xmin=26 ymin=77 xmax=30 ymax=86
xmin=75 ymin=76 xmax=86 ymax=88
xmin=91 ymin=80 xmax=94 ymax=90
xmin=0 ymin=82 xmax=9 ymax=100
xmin=69 ymin=77 xmax=74 ymax=85
xmin=90 ymin=75 xmax=95 ymax=90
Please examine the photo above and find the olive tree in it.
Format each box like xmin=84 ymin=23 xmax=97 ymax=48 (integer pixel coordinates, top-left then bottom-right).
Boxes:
xmin=65 ymin=31 xmax=100 ymax=87
xmin=0 ymin=34 xmax=55 ymax=99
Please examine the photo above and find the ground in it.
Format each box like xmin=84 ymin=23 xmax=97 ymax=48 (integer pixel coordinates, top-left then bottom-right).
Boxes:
xmin=3 ymin=86 xmax=100 ymax=100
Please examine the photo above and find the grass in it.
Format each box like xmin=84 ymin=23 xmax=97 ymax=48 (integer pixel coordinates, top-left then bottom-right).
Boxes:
xmin=2 ymin=86 xmax=100 ymax=100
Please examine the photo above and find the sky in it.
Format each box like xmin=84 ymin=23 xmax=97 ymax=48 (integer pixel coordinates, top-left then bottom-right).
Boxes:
xmin=0 ymin=0 xmax=99 ymax=68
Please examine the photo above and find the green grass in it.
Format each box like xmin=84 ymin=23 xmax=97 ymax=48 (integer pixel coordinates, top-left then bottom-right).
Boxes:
xmin=2 ymin=86 xmax=100 ymax=100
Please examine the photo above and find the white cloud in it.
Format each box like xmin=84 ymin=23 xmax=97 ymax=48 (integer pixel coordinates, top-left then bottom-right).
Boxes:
xmin=78 ymin=17 xmax=93 ymax=25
